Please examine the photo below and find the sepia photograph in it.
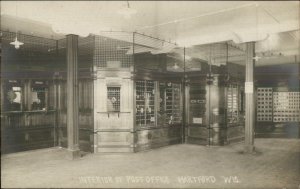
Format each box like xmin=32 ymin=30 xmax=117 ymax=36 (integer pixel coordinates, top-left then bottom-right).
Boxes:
xmin=0 ymin=1 xmax=299 ymax=188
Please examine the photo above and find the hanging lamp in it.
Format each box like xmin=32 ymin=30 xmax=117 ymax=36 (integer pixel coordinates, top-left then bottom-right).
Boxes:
xmin=173 ymin=63 xmax=179 ymax=70
xmin=10 ymin=37 xmax=24 ymax=49
xmin=10 ymin=1 xmax=24 ymax=49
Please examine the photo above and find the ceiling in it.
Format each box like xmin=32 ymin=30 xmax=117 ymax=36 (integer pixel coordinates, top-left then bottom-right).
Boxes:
xmin=1 ymin=1 xmax=299 ymax=66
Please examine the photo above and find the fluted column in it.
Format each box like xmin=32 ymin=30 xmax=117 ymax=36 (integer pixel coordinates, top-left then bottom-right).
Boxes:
xmin=66 ymin=34 xmax=80 ymax=159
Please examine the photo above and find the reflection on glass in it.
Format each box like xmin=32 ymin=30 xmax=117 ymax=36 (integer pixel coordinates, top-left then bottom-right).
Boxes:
xmin=31 ymin=87 xmax=46 ymax=110
xmin=6 ymin=86 xmax=22 ymax=111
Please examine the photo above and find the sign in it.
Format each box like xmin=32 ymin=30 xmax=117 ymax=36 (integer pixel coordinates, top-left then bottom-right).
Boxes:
xmin=193 ymin=117 xmax=202 ymax=124
xmin=150 ymin=117 xmax=155 ymax=122
xmin=245 ymin=82 xmax=254 ymax=93
xmin=190 ymin=99 xmax=206 ymax=104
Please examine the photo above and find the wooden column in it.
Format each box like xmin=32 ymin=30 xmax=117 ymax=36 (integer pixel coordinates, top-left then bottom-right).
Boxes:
xmin=66 ymin=34 xmax=80 ymax=159
xmin=244 ymin=42 xmax=255 ymax=153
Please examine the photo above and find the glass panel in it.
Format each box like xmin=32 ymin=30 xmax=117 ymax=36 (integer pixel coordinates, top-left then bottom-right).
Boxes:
xmin=31 ymin=82 xmax=47 ymax=111
xmin=5 ymin=80 xmax=22 ymax=111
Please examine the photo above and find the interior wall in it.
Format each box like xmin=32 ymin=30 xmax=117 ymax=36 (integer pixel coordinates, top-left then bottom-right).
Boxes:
xmin=0 ymin=31 xmax=95 ymax=153
xmin=1 ymin=31 xmax=59 ymax=153
xmin=255 ymin=63 xmax=300 ymax=138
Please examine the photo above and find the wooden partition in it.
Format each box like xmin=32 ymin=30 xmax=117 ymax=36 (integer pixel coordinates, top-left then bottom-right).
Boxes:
xmin=57 ymin=79 xmax=94 ymax=152
xmin=1 ymin=79 xmax=58 ymax=153
xmin=93 ymin=71 xmax=134 ymax=153
xmin=186 ymin=64 xmax=245 ymax=146
xmin=186 ymin=76 xmax=209 ymax=145
xmin=134 ymin=78 xmax=183 ymax=152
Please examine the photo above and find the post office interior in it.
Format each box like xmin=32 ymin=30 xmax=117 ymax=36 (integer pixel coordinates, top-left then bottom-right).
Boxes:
xmin=0 ymin=1 xmax=299 ymax=155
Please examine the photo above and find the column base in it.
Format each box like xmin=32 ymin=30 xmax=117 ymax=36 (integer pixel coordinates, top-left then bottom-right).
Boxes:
xmin=66 ymin=149 xmax=81 ymax=160
xmin=244 ymin=145 xmax=255 ymax=153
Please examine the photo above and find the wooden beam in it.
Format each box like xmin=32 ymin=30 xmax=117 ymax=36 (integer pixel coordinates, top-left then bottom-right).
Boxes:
xmin=244 ymin=42 xmax=255 ymax=153
xmin=66 ymin=34 xmax=80 ymax=159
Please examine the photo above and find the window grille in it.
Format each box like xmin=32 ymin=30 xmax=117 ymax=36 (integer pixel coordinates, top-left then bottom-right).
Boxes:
xmin=135 ymin=80 xmax=155 ymax=126
xmin=165 ymin=82 xmax=181 ymax=125
xmin=107 ymin=87 xmax=120 ymax=112
xmin=256 ymin=87 xmax=273 ymax=122
xmin=135 ymin=80 xmax=182 ymax=127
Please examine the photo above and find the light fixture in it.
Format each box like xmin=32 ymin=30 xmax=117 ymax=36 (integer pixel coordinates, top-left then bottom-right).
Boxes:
xmin=173 ymin=63 xmax=179 ymax=70
xmin=10 ymin=1 xmax=24 ymax=49
xmin=253 ymin=55 xmax=261 ymax=61
xmin=10 ymin=37 xmax=24 ymax=49
xmin=117 ymin=1 xmax=137 ymax=19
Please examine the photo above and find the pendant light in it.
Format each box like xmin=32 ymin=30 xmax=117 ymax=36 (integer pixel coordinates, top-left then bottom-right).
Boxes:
xmin=10 ymin=37 xmax=24 ymax=49
xmin=10 ymin=1 xmax=24 ymax=49
xmin=173 ymin=63 xmax=179 ymax=70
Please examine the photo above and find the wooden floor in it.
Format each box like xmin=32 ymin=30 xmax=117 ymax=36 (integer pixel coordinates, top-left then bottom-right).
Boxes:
xmin=1 ymin=138 xmax=300 ymax=188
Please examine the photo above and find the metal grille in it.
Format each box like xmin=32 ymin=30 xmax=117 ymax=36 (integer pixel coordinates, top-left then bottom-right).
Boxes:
xmin=227 ymin=84 xmax=239 ymax=123
xmin=1 ymin=31 xmax=58 ymax=65
xmin=165 ymin=82 xmax=181 ymax=124
xmin=1 ymin=31 xmax=57 ymax=53
xmin=107 ymin=87 xmax=120 ymax=112
xmin=57 ymin=38 xmax=66 ymax=65
xmin=135 ymin=80 xmax=155 ymax=126
xmin=273 ymin=92 xmax=300 ymax=122
xmin=257 ymin=88 xmax=273 ymax=122
xmin=94 ymin=34 xmax=133 ymax=68
xmin=57 ymin=36 xmax=95 ymax=68
xmin=78 ymin=36 xmax=95 ymax=68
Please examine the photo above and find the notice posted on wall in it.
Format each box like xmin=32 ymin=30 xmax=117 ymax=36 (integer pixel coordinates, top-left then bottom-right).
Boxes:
xmin=193 ymin=117 xmax=202 ymax=124
xmin=245 ymin=82 xmax=254 ymax=94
